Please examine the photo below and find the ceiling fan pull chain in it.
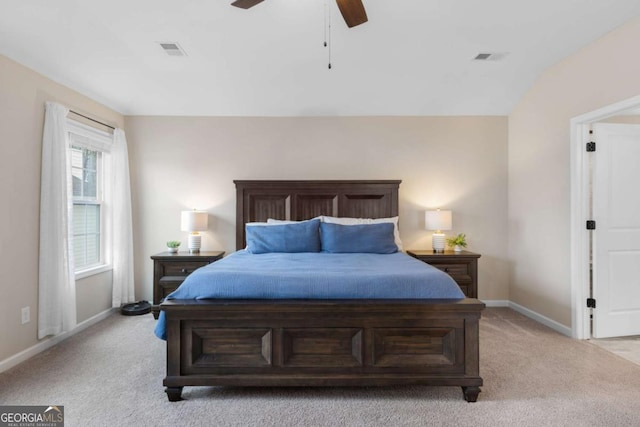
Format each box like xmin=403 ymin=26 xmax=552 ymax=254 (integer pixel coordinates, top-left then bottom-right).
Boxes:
xmin=328 ymin=1 xmax=332 ymax=69
xmin=324 ymin=1 xmax=328 ymax=47
xmin=322 ymin=0 xmax=332 ymax=69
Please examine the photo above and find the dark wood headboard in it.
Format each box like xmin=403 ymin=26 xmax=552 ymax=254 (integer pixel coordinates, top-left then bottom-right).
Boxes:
xmin=234 ymin=180 xmax=401 ymax=250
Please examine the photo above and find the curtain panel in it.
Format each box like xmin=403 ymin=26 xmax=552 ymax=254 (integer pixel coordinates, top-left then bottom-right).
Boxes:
xmin=111 ymin=128 xmax=135 ymax=307
xmin=38 ymin=102 xmax=76 ymax=339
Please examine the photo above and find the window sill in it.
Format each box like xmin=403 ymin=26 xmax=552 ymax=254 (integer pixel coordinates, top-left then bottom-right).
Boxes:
xmin=75 ymin=264 xmax=112 ymax=280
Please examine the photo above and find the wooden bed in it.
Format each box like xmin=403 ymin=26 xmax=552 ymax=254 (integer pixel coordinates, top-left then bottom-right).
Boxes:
xmin=161 ymin=180 xmax=485 ymax=402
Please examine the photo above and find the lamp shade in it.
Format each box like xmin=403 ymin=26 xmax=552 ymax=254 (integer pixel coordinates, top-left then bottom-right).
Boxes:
xmin=181 ymin=210 xmax=208 ymax=232
xmin=425 ymin=210 xmax=452 ymax=232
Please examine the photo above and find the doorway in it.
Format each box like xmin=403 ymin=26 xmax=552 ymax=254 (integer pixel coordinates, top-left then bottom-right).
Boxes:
xmin=571 ymin=94 xmax=640 ymax=340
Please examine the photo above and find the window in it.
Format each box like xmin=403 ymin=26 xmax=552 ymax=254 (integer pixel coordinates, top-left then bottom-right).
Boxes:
xmin=71 ymin=146 xmax=102 ymax=270
xmin=67 ymin=120 xmax=113 ymax=276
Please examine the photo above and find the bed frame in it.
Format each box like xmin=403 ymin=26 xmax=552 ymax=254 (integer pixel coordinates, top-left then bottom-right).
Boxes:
xmin=161 ymin=180 xmax=485 ymax=402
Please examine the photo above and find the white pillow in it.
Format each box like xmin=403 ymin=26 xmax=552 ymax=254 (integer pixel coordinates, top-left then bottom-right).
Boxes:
xmin=266 ymin=217 xmax=322 ymax=225
xmin=320 ymin=216 xmax=403 ymax=251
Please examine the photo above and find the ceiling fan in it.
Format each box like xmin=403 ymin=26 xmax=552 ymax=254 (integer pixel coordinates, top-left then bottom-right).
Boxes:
xmin=231 ymin=0 xmax=368 ymax=28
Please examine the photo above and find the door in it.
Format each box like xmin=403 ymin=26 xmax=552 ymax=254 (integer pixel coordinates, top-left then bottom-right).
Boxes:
xmin=592 ymin=123 xmax=640 ymax=338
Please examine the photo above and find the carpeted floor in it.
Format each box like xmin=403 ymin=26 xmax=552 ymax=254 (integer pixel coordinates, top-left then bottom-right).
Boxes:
xmin=1 ymin=308 xmax=640 ymax=426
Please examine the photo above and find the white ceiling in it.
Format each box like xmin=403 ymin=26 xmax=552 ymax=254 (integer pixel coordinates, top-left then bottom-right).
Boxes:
xmin=2 ymin=0 xmax=640 ymax=116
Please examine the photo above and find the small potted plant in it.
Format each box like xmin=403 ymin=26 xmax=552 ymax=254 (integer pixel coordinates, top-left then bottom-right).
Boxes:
xmin=446 ymin=233 xmax=467 ymax=252
xmin=166 ymin=240 xmax=181 ymax=253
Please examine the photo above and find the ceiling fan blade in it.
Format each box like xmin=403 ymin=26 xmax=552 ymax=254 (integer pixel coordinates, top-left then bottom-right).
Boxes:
xmin=335 ymin=0 xmax=368 ymax=28
xmin=231 ymin=0 xmax=265 ymax=9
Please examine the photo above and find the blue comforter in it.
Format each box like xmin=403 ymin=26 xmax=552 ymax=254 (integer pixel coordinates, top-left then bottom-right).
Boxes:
xmin=154 ymin=251 xmax=464 ymax=339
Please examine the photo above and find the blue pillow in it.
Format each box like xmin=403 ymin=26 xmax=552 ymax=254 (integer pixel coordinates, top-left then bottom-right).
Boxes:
xmin=320 ymin=222 xmax=398 ymax=254
xmin=246 ymin=219 xmax=321 ymax=254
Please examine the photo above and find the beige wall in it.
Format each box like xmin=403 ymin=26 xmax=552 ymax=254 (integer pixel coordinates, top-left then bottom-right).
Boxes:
xmin=126 ymin=116 xmax=509 ymax=303
xmin=0 ymin=55 xmax=124 ymax=363
xmin=508 ymin=16 xmax=640 ymax=327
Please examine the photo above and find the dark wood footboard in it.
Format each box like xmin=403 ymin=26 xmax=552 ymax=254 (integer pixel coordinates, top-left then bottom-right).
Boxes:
xmin=161 ymin=298 xmax=484 ymax=402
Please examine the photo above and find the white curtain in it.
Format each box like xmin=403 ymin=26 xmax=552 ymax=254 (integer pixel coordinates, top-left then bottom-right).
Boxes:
xmin=111 ymin=128 xmax=135 ymax=307
xmin=38 ymin=102 xmax=76 ymax=339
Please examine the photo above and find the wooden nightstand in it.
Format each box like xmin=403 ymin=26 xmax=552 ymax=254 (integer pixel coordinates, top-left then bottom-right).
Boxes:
xmin=406 ymin=250 xmax=481 ymax=298
xmin=150 ymin=251 xmax=225 ymax=319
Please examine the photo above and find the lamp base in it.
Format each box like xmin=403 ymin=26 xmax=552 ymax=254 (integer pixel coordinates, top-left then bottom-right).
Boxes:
xmin=432 ymin=233 xmax=446 ymax=253
xmin=188 ymin=233 xmax=201 ymax=253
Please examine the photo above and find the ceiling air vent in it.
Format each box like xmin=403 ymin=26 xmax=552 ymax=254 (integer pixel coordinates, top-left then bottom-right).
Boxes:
xmin=473 ymin=52 xmax=509 ymax=61
xmin=159 ymin=42 xmax=186 ymax=57
xmin=474 ymin=53 xmax=492 ymax=60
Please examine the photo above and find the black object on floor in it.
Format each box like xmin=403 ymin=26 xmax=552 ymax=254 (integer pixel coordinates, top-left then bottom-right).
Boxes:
xmin=120 ymin=301 xmax=151 ymax=316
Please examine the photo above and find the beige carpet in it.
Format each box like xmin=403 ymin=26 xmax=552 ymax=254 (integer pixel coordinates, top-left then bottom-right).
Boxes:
xmin=1 ymin=308 xmax=640 ymax=426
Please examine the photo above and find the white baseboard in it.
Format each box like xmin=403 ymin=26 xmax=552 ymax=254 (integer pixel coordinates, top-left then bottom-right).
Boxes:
xmin=481 ymin=299 xmax=573 ymax=337
xmin=0 ymin=307 xmax=117 ymax=374
xmin=482 ymin=299 xmax=510 ymax=307
xmin=508 ymin=301 xmax=573 ymax=337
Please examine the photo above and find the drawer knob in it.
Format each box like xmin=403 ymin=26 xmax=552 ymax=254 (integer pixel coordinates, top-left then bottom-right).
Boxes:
xmin=181 ymin=268 xmax=188 ymax=273
xmin=444 ymin=267 xmax=449 ymax=272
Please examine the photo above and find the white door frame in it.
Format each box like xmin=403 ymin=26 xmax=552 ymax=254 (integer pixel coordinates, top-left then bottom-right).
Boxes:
xmin=570 ymin=94 xmax=640 ymax=339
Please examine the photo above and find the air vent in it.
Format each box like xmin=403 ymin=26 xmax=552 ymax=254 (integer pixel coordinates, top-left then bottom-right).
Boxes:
xmin=473 ymin=52 xmax=509 ymax=61
xmin=474 ymin=53 xmax=492 ymax=60
xmin=158 ymin=42 xmax=187 ymax=57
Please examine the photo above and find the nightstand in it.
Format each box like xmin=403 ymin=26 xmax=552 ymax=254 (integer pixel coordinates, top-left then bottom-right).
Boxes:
xmin=406 ymin=250 xmax=481 ymax=298
xmin=150 ymin=251 xmax=225 ymax=319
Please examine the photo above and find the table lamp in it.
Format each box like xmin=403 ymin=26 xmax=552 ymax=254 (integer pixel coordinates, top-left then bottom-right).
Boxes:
xmin=181 ymin=210 xmax=208 ymax=253
xmin=425 ymin=209 xmax=452 ymax=253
